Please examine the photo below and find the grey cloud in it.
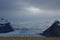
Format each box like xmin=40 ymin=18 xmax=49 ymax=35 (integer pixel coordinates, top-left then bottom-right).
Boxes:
xmin=21 ymin=0 xmax=60 ymax=10
xmin=0 ymin=0 xmax=60 ymax=20
xmin=0 ymin=0 xmax=60 ymax=30
xmin=0 ymin=0 xmax=60 ymax=10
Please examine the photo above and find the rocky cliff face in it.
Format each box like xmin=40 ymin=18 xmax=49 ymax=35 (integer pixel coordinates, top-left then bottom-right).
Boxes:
xmin=41 ymin=20 xmax=60 ymax=37
xmin=0 ymin=18 xmax=14 ymax=33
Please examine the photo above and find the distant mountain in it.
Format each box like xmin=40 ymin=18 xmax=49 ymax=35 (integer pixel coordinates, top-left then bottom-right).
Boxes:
xmin=0 ymin=18 xmax=14 ymax=33
xmin=41 ymin=20 xmax=60 ymax=37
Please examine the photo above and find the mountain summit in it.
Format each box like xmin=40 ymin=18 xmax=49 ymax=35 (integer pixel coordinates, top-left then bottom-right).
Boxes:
xmin=41 ymin=20 xmax=60 ymax=37
xmin=0 ymin=18 xmax=14 ymax=33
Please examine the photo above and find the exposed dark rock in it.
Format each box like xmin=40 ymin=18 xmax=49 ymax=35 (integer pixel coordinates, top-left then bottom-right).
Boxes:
xmin=41 ymin=20 xmax=60 ymax=37
xmin=0 ymin=18 xmax=14 ymax=33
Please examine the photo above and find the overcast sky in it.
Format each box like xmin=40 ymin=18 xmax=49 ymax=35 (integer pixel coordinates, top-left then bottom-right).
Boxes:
xmin=0 ymin=0 xmax=60 ymax=22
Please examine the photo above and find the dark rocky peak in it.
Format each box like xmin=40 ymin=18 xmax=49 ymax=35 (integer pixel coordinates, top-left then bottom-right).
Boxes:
xmin=53 ymin=20 xmax=60 ymax=25
xmin=0 ymin=17 xmax=14 ymax=33
xmin=41 ymin=20 xmax=60 ymax=37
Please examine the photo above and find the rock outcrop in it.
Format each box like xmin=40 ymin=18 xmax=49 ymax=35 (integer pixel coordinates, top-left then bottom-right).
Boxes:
xmin=41 ymin=20 xmax=60 ymax=37
xmin=0 ymin=18 xmax=14 ymax=33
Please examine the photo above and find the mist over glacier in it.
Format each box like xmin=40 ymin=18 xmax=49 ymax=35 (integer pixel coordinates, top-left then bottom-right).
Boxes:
xmin=0 ymin=0 xmax=60 ymax=37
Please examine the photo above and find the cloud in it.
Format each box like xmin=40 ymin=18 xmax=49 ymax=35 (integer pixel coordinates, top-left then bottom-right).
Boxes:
xmin=0 ymin=0 xmax=60 ymax=10
xmin=0 ymin=0 xmax=60 ymax=21
xmin=0 ymin=0 xmax=60 ymax=30
xmin=27 ymin=0 xmax=60 ymax=10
